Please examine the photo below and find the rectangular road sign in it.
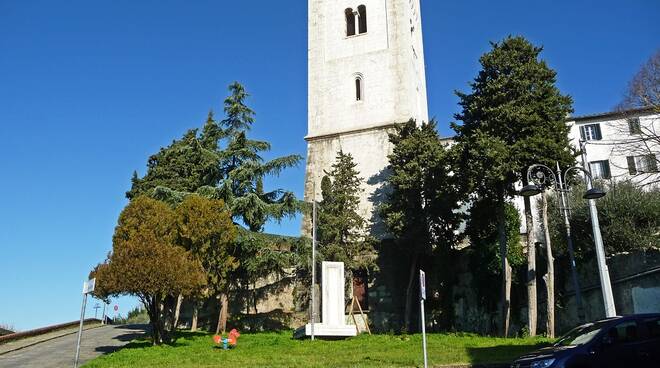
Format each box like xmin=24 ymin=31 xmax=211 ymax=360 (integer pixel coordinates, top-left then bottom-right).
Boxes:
xmin=83 ymin=278 xmax=96 ymax=294
xmin=419 ymin=270 xmax=426 ymax=300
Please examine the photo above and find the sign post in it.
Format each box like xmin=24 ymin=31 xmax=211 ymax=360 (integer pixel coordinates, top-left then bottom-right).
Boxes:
xmin=101 ymin=302 xmax=107 ymax=325
xmin=74 ymin=278 xmax=95 ymax=368
xmin=419 ymin=270 xmax=428 ymax=368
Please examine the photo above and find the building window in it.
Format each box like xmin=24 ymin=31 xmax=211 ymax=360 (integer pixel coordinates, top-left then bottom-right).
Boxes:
xmin=628 ymin=118 xmax=642 ymax=135
xmin=345 ymin=8 xmax=356 ymax=36
xmin=579 ymin=123 xmax=602 ymax=141
xmin=357 ymin=5 xmax=367 ymax=34
xmin=355 ymin=77 xmax=362 ymax=101
xmin=627 ymin=154 xmax=659 ymax=175
xmin=590 ymin=160 xmax=611 ymax=179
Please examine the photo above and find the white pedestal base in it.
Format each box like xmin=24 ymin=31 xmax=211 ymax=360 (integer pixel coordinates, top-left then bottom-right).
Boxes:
xmin=294 ymin=323 xmax=357 ymax=339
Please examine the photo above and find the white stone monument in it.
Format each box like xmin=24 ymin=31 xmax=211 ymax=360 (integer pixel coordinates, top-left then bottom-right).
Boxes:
xmin=298 ymin=261 xmax=357 ymax=338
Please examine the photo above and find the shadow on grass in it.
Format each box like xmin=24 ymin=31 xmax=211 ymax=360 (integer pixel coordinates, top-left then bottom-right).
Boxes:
xmin=466 ymin=342 xmax=551 ymax=365
xmin=174 ymin=330 xmax=209 ymax=341
xmin=94 ymin=327 xmax=204 ymax=355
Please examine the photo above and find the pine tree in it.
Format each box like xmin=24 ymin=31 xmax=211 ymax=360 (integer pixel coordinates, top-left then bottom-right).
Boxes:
xmin=126 ymin=128 xmax=220 ymax=200
xmin=317 ymin=151 xmax=376 ymax=286
xmin=453 ymin=36 xmax=574 ymax=336
xmin=128 ymin=82 xmax=302 ymax=231
xmin=125 ymin=82 xmax=302 ymax=332
xmin=215 ymin=82 xmax=302 ymax=231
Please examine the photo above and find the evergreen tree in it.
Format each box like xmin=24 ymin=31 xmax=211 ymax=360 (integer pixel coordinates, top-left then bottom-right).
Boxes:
xmin=125 ymin=82 xmax=302 ymax=331
xmin=127 ymin=82 xmax=302 ymax=231
xmin=90 ymin=197 xmax=206 ymax=345
xmin=214 ymin=82 xmax=302 ymax=231
xmin=174 ymin=195 xmax=237 ymax=333
xmin=380 ymin=120 xmax=464 ymax=331
xmin=465 ymin=198 xmax=524 ymax=327
xmin=317 ymin=151 xmax=376 ymax=285
xmin=126 ymin=127 xmax=220 ymax=200
xmin=221 ymin=82 xmax=255 ymax=135
xmin=452 ymin=36 xmax=574 ymax=336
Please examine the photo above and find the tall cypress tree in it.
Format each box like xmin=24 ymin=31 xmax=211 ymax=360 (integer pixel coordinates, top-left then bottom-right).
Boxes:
xmin=380 ymin=120 xmax=464 ymax=331
xmin=317 ymin=151 xmax=376 ymax=285
xmin=453 ymin=36 xmax=574 ymax=336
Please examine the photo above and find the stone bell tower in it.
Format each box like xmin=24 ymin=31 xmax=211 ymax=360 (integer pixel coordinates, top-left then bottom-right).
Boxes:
xmin=304 ymin=0 xmax=428 ymax=236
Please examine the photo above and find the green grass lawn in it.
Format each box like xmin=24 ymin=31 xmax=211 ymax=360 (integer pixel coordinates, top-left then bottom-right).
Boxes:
xmin=83 ymin=331 xmax=552 ymax=368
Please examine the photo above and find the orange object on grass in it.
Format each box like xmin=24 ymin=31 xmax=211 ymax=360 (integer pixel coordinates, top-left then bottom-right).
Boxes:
xmin=228 ymin=329 xmax=240 ymax=346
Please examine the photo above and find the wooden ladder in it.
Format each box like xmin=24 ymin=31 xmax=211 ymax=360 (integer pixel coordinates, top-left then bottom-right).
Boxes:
xmin=348 ymin=296 xmax=372 ymax=335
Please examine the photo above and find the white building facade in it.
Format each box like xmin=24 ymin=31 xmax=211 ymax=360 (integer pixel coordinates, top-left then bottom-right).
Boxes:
xmin=304 ymin=0 xmax=429 ymax=235
xmin=567 ymin=108 xmax=660 ymax=187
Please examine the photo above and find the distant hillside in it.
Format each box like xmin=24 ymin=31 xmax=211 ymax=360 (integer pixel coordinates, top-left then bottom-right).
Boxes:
xmin=0 ymin=327 xmax=14 ymax=336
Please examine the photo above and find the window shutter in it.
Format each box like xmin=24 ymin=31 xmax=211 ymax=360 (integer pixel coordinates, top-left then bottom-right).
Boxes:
xmin=647 ymin=154 xmax=658 ymax=173
xmin=627 ymin=156 xmax=637 ymax=175
xmin=628 ymin=119 xmax=641 ymax=134
xmin=579 ymin=126 xmax=586 ymax=140
xmin=603 ymin=160 xmax=611 ymax=179
xmin=594 ymin=124 xmax=602 ymax=140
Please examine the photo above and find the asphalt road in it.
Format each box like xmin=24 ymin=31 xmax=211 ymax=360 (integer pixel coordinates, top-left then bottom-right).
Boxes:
xmin=0 ymin=324 xmax=146 ymax=368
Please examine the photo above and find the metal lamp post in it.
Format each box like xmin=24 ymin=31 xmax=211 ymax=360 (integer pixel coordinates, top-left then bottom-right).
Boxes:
xmin=520 ymin=162 xmax=613 ymax=323
xmin=579 ymin=140 xmax=617 ymax=318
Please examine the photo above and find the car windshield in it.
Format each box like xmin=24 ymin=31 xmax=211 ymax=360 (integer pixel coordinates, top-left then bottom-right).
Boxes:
xmin=555 ymin=321 xmax=609 ymax=347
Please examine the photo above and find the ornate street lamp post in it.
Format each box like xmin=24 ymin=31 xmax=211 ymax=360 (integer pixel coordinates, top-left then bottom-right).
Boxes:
xmin=579 ymin=141 xmax=616 ymax=318
xmin=520 ymin=162 xmax=611 ymax=323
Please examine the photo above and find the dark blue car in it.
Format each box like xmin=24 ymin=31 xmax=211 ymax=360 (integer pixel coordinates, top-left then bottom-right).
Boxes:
xmin=511 ymin=314 xmax=660 ymax=368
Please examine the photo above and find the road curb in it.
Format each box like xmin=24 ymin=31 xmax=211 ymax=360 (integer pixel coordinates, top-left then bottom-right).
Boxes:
xmin=0 ymin=324 xmax=106 ymax=356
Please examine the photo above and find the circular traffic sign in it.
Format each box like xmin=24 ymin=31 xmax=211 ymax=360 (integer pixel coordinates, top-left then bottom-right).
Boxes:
xmin=114 ymin=305 xmax=119 ymax=312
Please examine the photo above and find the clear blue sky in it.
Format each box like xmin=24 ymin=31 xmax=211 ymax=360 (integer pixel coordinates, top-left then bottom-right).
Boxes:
xmin=1 ymin=0 xmax=658 ymax=331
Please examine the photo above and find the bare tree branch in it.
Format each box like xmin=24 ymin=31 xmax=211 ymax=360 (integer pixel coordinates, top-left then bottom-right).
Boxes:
xmin=611 ymin=49 xmax=660 ymax=187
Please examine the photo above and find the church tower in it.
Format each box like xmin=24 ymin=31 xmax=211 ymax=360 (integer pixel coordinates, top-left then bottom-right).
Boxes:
xmin=304 ymin=0 xmax=428 ymax=235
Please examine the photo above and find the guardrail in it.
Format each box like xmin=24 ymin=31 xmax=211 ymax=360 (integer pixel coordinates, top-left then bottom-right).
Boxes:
xmin=0 ymin=318 xmax=101 ymax=344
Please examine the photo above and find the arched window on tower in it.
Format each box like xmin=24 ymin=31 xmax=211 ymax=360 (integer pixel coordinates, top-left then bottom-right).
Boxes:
xmin=357 ymin=5 xmax=367 ymax=34
xmin=355 ymin=77 xmax=362 ymax=101
xmin=345 ymin=8 xmax=356 ymax=36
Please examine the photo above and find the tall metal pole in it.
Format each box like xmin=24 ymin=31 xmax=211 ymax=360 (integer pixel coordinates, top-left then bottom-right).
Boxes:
xmin=74 ymin=292 xmax=88 ymax=368
xmin=311 ymin=183 xmax=317 ymax=340
xmin=579 ymin=142 xmax=617 ymax=317
xmin=556 ymin=162 xmax=586 ymax=323
xmin=420 ymin=270 xmax=428 ymax=368
xmin=420 ymin=297 xmax=428 ymax=368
